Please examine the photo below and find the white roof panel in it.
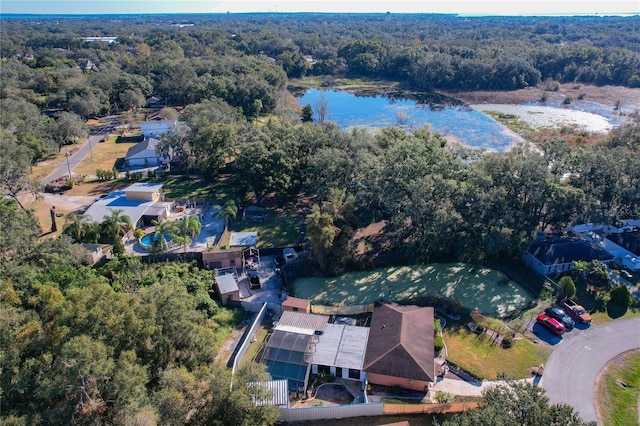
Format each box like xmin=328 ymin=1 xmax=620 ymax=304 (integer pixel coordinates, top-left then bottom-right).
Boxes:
xmin=229 ymin=231 xmax=258 ymax=247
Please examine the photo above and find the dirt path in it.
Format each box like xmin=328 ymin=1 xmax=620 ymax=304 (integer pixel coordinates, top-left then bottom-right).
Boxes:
xmin=215 ymin=325 xmax=247 ymax=365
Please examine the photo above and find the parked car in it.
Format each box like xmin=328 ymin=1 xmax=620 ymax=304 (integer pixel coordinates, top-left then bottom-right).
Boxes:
xmin=545 ymin=306 xmax=575 ymax=330
xmin=536 ymin=314 xmax=565 ymax=336
xmin=248 ymin=270 xmax=261 ymax=289
xmin=621 ymin=270 xmax=633 ymax=280
xmin=559 ymin=298 xmax=592 ymax=324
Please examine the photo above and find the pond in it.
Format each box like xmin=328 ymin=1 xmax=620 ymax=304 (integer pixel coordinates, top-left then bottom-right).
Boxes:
xmin=295 ymin=87 xmax=618 ymax=152
xmin=292 ymin=263 xmax=533 ymax=318
xmin=296 ymin=88 xmax=522 ymax=152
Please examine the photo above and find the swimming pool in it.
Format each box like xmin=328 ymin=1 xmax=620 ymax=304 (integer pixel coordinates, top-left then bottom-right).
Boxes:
xmin=139 ymin=233 xmax=172 ymax=249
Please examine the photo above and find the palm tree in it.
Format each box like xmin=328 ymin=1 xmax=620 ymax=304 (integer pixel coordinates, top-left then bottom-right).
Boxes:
xmin=151 ymin=219 xmax=178 ymax=253
xmin=101 ymin=209 xmax=132 ymax=241
xmin=63 ymin=213 xmax=91 ymax=243
xmin=213 ymin=200 xmax=238 ymax=233
xmin=174 ymin=215 xmax=202 ymax=252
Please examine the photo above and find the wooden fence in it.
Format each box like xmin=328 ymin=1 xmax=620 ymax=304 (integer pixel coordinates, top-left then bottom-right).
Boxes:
xmin=277 ymin=401 xmax=478 ymax=422
xmin=310 ymin=303 xmax=375 ymax=316
xmin=382 ymin=401 xmax=479 ymax=415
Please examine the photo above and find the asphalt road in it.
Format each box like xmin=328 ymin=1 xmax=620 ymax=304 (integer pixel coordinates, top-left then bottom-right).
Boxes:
xmin=541 ymin=317 xmax=640 ymax=424
xmin=41 ymin=116 xmax=119 ymax=185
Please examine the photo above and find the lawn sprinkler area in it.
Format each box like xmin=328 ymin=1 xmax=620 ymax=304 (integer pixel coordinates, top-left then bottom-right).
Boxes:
xmin=293 ymin=263 xmax=533 ymax=318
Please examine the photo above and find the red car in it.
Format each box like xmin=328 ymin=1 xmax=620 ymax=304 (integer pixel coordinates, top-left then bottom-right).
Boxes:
xmin=536 ymin=314 xmax=565 ymax=336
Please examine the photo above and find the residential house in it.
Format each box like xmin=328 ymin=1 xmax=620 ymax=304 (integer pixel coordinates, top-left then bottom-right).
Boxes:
xmin=524 ymin=236 xmax=613 ymax=276
xmin=124 ymin=137 xmax=169 ymax=169
xmin=309 ymin=322 xmax=370 ymax=382
xmin=363 ymin=303 xmax=435 ymax=392
xmin=604 ymin=230 xmax=640 ymax=271
xmin=145 ymin=96 xmax=165 ymax=109
xmin=262 ymin=311 xmax=372 ymax=392
xmin=83 ymin=183 xmax=171 ymax=228
xmin=140 ymin=119 xmax=177 ymax=138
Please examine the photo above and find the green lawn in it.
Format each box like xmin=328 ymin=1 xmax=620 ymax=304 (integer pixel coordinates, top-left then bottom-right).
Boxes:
xmin=597 ymin=350 xmax=640 ymax=426
xmin=158 ymin=174 xmax=247 ymax=201
xmin=231 ymin=208 xmax=300 ymax=248
xmin=293 ymin=263 xmax=534 ymax=318
xmin=443 ymin=326 xmax=552 ymax=380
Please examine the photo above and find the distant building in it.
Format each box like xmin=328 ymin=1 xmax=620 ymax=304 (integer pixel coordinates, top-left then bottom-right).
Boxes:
xmin=524 ymin=236 xmax=613 ymax=276
xmin=145 ymin=96 xmax=166 ymax=109
xmin=140 ymin=119 xmax=178 ymax=138
xmin=604 ymin=231 xmax=640 ymax=271
xmin=83 ymin=36 xmax=119 ymax=44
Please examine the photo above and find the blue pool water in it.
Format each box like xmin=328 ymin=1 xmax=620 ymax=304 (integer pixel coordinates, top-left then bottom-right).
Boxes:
xmin=140 ymin=233 xmax=172 ymax=248
xmin=296 ymin=88 xmax=521 ymax=151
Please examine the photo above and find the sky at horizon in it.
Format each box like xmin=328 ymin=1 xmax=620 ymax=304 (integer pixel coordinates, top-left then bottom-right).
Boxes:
xmin=1 ymin=0 xmax=639 ymax=16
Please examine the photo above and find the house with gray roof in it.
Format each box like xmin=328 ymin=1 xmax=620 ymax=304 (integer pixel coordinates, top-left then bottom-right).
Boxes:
xmin=604 ymin=230 xmax=640 ymax=271
xmin=524 ymin=236 xmax=613 ymax=276
xmin=214 ymin=274 xmax=240 ymax=306
xmin=124 ymin=137 xmax=169 ymax=169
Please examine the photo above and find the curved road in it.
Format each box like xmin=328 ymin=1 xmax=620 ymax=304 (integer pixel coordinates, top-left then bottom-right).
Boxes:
xmin=542 ymin=317 xmax=640 ymax=424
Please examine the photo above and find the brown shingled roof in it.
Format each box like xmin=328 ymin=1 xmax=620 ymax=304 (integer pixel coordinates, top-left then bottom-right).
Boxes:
xmin=363 ymin=303 xmax=435 ymax=382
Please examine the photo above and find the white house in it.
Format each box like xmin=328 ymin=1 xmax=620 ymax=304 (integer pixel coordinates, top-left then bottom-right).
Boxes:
xmin=603 ymin=231 xmax=640 ymax=271
xmin=124 ymin=137 xmax=169 ymax=169
xmin=83 ymin=183 xmax=171 ymax=228
xmin=140 ymin=120 xmax=178 ymax=138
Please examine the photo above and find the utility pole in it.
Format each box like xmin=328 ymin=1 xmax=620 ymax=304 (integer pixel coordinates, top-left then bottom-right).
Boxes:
xmin=65 ymin=150 xmax=72 ymax=179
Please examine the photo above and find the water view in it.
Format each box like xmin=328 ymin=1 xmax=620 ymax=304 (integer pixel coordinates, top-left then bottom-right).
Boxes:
xmin=296 ymin=88 xmax=523 ymax=151
xmin=296 ymin=88 xmax=619 ymax=152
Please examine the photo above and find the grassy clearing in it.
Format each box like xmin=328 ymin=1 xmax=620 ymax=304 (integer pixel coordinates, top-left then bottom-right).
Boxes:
xmin=231 ymin=209 xmax=300 ymax=248
xmin=443 ymin=325 xmax=552 ymax=380
xmin=240 ymin=325 xmax=269 ymax=367
xmin=597 ymin=350 xmax=640 ymax=426
xmin=211 ymin=307 xmax=246 ymax=353
xmin=157 ymin=174 xmax=247 ymax=201
xmin=74 ymin=135 xmax=138 ymax=176
xmin=293 ymin=263 xmax=533 ymax=318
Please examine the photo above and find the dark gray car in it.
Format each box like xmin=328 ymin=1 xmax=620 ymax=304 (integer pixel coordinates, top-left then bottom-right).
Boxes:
xmin=545 ymin=306 xmax=575 ymax=330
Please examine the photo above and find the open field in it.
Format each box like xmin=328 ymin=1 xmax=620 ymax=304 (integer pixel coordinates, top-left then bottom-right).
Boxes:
xmin=444 ymin=326 xmax=552 ymax=380
xmin=293 ymin=263 xmax=533 ymax=318
xmin=595 ymin=349 xmax=640 ymax=426
xmin=73 ymin=135 xmax=138 ymax=176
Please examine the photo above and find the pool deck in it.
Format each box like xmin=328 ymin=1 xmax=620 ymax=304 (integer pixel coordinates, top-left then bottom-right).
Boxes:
xmin=125 ymin=205 xmax=224 ymax=255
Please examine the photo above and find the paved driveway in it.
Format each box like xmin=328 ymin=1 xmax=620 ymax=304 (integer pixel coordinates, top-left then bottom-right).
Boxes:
xmin=541 ymin=317 xmax=640 ymax=424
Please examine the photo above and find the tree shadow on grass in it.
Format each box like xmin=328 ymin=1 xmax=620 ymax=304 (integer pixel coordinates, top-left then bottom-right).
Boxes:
xmin=606 ymin=303 xmax=628 ymax=319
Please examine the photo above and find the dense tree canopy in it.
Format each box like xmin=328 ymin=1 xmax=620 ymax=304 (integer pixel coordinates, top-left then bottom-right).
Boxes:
xmin=0 ymin=198 xmax=278 ymax=425
xmin=438 ymin=381 xmax=596 ymax=426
